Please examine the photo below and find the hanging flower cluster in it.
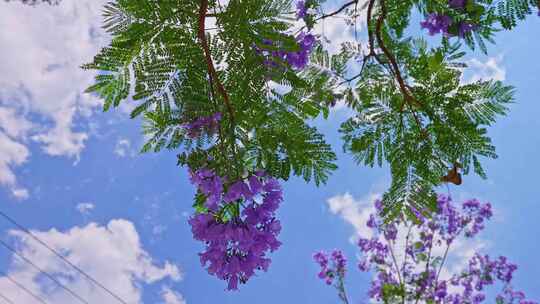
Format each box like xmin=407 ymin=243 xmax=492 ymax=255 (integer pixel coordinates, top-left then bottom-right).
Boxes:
xmin=314 ymin=195 xmax=536 ymax=303
xmin=189 ymin=168 xmax=283 ymax=290
xmin=421 ymin=0 xmax=477 ymax=37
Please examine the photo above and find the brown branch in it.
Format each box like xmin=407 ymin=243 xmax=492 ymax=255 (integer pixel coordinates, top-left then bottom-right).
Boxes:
xmin=374 ymin=0 xmax=414 ymax=106
xmin=367 ymin=0 xmax=376 ymax=55
xmin=197 ymin=0 xmax=235 ymax=121
xmin=294 ymin=0 xmax=359 ymax=35
xmin=315 ymin=0 xmax=358 ymax=21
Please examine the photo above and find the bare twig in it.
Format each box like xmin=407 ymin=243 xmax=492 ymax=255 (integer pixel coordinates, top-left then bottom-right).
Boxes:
xmin=315 ymin=0 xmax=358 ymax=21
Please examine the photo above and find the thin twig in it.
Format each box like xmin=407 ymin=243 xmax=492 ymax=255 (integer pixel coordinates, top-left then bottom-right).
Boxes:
xmin=315 ymin=0 xmax=358 ymax=21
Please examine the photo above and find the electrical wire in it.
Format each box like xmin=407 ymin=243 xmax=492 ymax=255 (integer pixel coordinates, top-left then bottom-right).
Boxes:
xmin=0 ymin=269 xmax=48 ymax=304
xmin=0 ymin=210 xmax=129 ymax=304
xmin=0 ymin=239 xmax=89 ymax=304
xmin=0 ymin=292 xmax=15 ymax=304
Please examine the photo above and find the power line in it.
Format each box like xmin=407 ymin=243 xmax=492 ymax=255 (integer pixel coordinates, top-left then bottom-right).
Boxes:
xmin=0 ymin=269 xmax=48 ymax=304
xmin=0 ymin=239 xmax=89 ymax=304
xmin=0 ymin=210 xmax=129 ymax=304
xmin=0 ymin=292 xmax=15 ymax=304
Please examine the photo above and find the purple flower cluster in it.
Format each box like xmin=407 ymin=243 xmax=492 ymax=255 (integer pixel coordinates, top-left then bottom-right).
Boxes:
xmin=315 ymin=195 xmax=536 ymax=303
xmin=421 ymin=0 xmax=476 ymax=37
xmin=313 ymin=250 xmax=347 ymax=285
xmin=448 ymin=0 xmax=466 ymax=9
xmin=498 ymin=285 xmax=538 ymax=304
xmin=421 ymin=13 xmax=453 ymax=36
xmin=255 ymin=32 xmax=316 ymax=70
xmin=188 ymin=169 xmax=283 ymax=290
xmin=433 ymin=195 xmax=493 ymax=243
xmin=296 ymin=1 xmax=307 ymax=20
xmin=189 ymin=168 xmax=224 ymax=211
xmin=183 ymin=112 xmax=222 ymax=139
xmin=444 ymin=253 xmax=536 ymax=304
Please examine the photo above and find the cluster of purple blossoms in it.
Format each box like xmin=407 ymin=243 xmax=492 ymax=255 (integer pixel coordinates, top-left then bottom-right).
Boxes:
xmin=255 ymin=32 xmax=316 ymax=70
xmin=188 ymin=168 xmax=283 ymax=290
xmin=296 ymin=1 xmax=307 ymax=20
xmin=183 ymin=112 xmax=222 ymax=139
xmin=449 ymin=0 xmax=466 ymax=9
xmin=444 ymin=253 xmax=524 ymax=303
xmin=313 ymin=250 xmax=347 ymax=285
xmin=313 ymin=250 xmax=349 ymax=302
xmin=421 ymin=13 xmax=453 ymax=36
xmin=315 ymin=195 xmax=536 ymax=303
xmin=421 ymin=0 xmax=476 ymax=37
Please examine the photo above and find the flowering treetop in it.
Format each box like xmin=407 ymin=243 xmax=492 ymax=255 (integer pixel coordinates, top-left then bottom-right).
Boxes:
xmin=82 ymin=0 xmax=539 ymax=289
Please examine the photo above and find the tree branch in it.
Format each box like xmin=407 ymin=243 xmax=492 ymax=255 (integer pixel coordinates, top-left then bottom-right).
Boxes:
xmin=315 ymin=0 xmax=358 ymax=21
xmin=198 ymin=0 xmax=235 ymax=121
xmin=374 ymin=0 xmax=415 ymax=107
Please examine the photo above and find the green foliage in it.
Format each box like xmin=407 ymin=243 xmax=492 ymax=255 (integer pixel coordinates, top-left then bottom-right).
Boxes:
xmin=84 ymin=0 xmax=337 ymax=186
xmin=496 ymin=0 xmax=538 ymax=29
xmin=84 ymin=0 xmax=524 ymax=221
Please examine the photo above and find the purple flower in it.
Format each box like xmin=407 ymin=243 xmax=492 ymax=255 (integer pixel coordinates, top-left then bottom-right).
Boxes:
xmin=183 ymin=112 xmax=222 ymax=138
xmin=224 ymin=180 xmax=252 ymax=202
xmin=458 ymin=22 xmax=475 ymax=37
xmin=421 ymin=13 xmax=452 ymax=36
xmin=313 ymin=250 xmax=348 ymax=286
xmin=296 ymin=1 xmax=307 ymax=20
xmin=189 ymin=168 xmax=223 ymax=211
xmin=254 ymin=31 xmax=317 ymax=70
xmin=366 ymin=214 xmax=377 ymax=228
xmin=449 ymin=0 xmax=466 ymax=9
xmin=188 ymin=171 xmax=284 ymax=290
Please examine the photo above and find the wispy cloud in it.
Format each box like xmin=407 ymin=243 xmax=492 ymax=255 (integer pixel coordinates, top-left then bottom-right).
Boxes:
xmin=463 ymin=55 xmax=506 ymax=83
xmin=114 ymin=138 xmax=137 ymax=158
xmin=76 ymin=202 xmax=95 ymax=215
xmin=161 ymin=286 xmax=187 ymax=304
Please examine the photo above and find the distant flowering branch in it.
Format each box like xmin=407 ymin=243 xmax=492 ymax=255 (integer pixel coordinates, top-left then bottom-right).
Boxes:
xmin=314 ymin=195 xmax=536 ymax=303
xmin=314 ymin=250 xmax=350 ymax=303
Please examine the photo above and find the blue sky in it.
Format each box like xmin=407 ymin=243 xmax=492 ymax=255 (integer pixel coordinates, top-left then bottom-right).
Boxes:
xmin=0 ymin=1 xmax=539 ymax=303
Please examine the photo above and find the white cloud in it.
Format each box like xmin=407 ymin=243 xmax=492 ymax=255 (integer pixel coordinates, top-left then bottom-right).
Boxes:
xmin=0 ymin=219 xmax=183 ymax=303
xmin=326 ymin=192 xmax=380 ymax=240
xmin=114 ymin=138 xmax=136 ymax=158
xmin=11 ymin=187 xmax=29 ymax=200
xmin=161 ymin=286 xmax=187 ymax=304
xmin=311 ymin=1 xmax=367 ymax=55
xmin=76 ymin=202 xmax=95 ymax=215
xmin=464 ymin=55 xmax=506 ymax=83
xmin=0 ymin=132 xmax=30 ymax=197
xmin=0 ymin=0 xmax=109 ymax=196
xmin=153 ymin=224 xmax=167 ymax=236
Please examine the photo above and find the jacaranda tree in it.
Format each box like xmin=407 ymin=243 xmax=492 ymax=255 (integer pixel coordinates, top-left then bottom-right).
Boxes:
xmin=314 ymin=195 xmax=536 ymax=303
xmin=83 ymin=0 xmax=539 ymax=290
